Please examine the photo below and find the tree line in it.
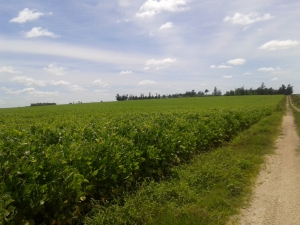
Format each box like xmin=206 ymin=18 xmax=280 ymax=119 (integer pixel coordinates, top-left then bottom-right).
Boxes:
xmin=116 ymin=83 xmax=293 ymax=101
xmin=30 ymin=103 xmax=56 ymax=107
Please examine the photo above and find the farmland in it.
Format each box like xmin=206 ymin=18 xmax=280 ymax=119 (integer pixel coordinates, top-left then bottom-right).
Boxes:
xmin=0 ymin=95 xmax=284 ymax=224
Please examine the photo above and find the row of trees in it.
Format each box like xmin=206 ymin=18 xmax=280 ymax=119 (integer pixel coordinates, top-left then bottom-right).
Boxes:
xmin=224 ymin=83 xmax=293 ymax=96
xmin=116 ymin=90 xmax=207 ymax=101
xmin=30 ymin=103 xmax=56 ymax=107
xmin=116 ymin=83 xmax=293 ymax=101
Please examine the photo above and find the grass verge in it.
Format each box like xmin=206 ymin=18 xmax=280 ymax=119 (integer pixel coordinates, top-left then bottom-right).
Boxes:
xmin=290 ymin=95 xmax=300 ymax=141
xmin=84 ymin=100 xmax=285 ymax=225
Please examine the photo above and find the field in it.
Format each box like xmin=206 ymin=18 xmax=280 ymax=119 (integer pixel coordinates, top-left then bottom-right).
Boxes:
xmin=0 ymin=95 xmax=284 ymax=224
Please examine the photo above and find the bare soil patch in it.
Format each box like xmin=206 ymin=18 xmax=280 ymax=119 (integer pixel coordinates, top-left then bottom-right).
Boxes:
xmin=237 ymin=98 xmax=300 ymax=225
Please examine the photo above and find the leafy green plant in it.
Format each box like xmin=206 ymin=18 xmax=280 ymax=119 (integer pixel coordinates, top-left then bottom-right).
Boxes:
xmin=0 ymin=96 xmax=283 ymax=224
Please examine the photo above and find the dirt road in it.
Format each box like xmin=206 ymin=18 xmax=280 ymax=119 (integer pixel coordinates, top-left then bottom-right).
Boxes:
xmin=237 ymin=97 xmax=300 ymax=225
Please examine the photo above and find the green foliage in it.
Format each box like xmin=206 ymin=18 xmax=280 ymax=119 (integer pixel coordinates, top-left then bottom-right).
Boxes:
xmin=290 ymin=95 xmax=300 ymax=139
xmin=291 ymin=94 xmax=300 ymax=107
xmin=85 ymin=103 xmax=284 ymax=225
xmin=0 ymin=96 xmax=283 ymax=224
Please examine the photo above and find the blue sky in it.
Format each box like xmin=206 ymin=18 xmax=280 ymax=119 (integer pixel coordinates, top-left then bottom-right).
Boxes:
xmin=0 ymin=0 xmax=299 ymax=108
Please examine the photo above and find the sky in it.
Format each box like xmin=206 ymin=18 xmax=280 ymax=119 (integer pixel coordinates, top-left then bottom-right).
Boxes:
xmin=0 ymin=0 xmax=299 ymax=108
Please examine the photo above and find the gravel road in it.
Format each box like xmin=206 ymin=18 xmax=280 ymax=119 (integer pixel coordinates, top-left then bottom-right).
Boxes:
xmin=237 ymin=97 xmax=300 ymax=225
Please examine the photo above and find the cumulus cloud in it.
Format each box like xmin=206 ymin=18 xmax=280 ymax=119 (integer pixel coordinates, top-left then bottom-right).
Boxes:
xmin=259 ymin=40 xmax=299 ymax=51
xmin=159 ymin=22 xmax=173 ymax=30
xmin=1 ymin=87 xmax=58 ymax=96
xmin=120 ymin=70 xmax=132 ymax=75
xmin=210 ymin=65 xmax=216 ymax=69
xmin=0 ymin=66 xmax=21 ymax=74
xmin=50 ymin=80 xmax=71 ymax=86
xmin=67 ymin=85 xmax=86 ymax=92
xmin=11 ymin=76 xmax=46 ymax=87
xmin=24 ymin=27 xmax=59 ymax=38
xmin=224 ymin=12 xmax=274 ymax=25
xmin=222 ymin=75 xmax=233 ymax=79
xmin=50 ymin=80 xmax=86 ymax=91
xmin=139 ymin=80 xmax=157 ymax=85
xmin=136 ymin=0 xmax=189 ymax=18
xmin=271 ymin=77 xmax=278 ymax=81
xmin=217 ymin=65 xmax=232 ymax=69
xmin=44 ymin=63 xmax=66 ymax=76
xmin=93 ymin=79 xmax=111 ymax=88
xmin=227 ymin=58 xmax=246 ymax=65
xmin=10 ymin=8 xmax=44 ymax=23
xmin=144 ymin=58 xmax=177 ymax=70
xmin=258 ymin=67 xmax=281 ymax=72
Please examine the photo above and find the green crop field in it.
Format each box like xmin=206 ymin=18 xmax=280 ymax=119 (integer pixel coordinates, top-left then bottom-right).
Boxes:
xmin=0 ymin=95 xmax=284 ymax=224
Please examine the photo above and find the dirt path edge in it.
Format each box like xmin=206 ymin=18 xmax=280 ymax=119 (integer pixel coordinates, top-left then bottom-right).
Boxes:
xmin=233 ymin=97 xmax=300 ymax=225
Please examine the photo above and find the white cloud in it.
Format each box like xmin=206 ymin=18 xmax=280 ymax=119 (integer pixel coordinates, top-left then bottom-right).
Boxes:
xmin=259 ymin=40 xmax=299 ymax=51
xmin=258 ymin=67 xmax=281 ymax=72
xmin=210 ymin=65 xmax=216 ymax=69
xmin=222 ymin=75 xmax=233 ymax=79
xmin=10 ymin=8 xmax=44 ymax=23
xmin=24 ymin=27 xmax=59 ymax=38
xmin=139 ymin=80 xmax=157 ymax=85
xmin=0 ymin=66 xmax=21 ymax=74
xmin=1 ymin=87 xmax=58 ymax=96
xmin=93 ymin=79 xmax=111 ymax=88
xmin=217 ymin=65 xmax=232 ymax=69
xmin=227 ymin=58 xmax=246 ymax=65
xmin=271 ymin=77 xmax=278 ymax=81
xmin=136 ymin=0 xmax=189 ymax=18
xmin=0 ymin=38 xmax=147 ymax=66
xmin=50 ymin=80 xmax=87 ymax=91
xmin=44 ymin=63 xmax=66 ymax=76
xmin=243 ymin=26 xmax=251 ymax=31
xmin=120 ymin=70 xmax=133 ymax=75
xmin=0 ymin=37 xmax=149 ymax=68
xmin=159 ymin=22 xmax=173 ymax=30
xmin=67 ymin=85 xmax=86 ymax=92
xmin=11 ymin=76 xmax=46 ymax=87
xmin=224 ymin=12 xmax=274 ymax=25
xmin=144 ymin=58 xmax=177 ymax=70
xmin=50 ymin=80 xmax=71 ymax=86
xmin=243 ymin=72 xmax=252 ymax=75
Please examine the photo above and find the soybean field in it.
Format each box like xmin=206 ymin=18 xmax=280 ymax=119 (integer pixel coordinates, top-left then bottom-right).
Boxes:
xmin=0 ymin=95 xmax=283 ymax=224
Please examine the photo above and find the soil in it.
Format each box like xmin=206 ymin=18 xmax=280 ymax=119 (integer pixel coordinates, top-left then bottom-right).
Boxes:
xmin=237 ymin=97 xmax=300 ymax=225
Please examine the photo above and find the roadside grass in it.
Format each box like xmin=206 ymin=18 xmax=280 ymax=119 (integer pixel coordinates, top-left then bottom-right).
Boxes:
xmin=85 ymin=99 xmax=285 ymax=225
xmin=290 ymin=95 xmax=300 ymax=143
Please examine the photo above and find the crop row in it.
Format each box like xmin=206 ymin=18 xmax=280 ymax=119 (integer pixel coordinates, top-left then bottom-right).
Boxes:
xmin=0 ymin=107 xmax=273 ymax=224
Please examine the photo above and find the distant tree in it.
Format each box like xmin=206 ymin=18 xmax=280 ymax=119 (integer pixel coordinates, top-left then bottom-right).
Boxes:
xmin=285 ymin=84 xmax=293 ymax=95
xmin=257 ymin=82 xmax=266 ymax=95
xmin=205 ymin=89 xmax=209 ymax=95
xmin=278 ymin=84 xmax=286 ymax=94
xmin=212 ymin=87 xmax=222 ymax=96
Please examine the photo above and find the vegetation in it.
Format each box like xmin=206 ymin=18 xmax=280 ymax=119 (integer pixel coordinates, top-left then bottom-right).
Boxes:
xmin=30 ymin=103 xmax=56 ymax=107
xmin=225 ymin=83 xmax=293 ymax=96
xmin=290 ymin=95 xmax=300 ymax=138
xmin=86 ymin=97 xmax=285 ymax=225
xmin=0 ymin=96 xmax=284 ymax=224
xmin=116 ymin=83 xmax=293 ymax=101
xmin=291 ymin=94 xmax=300 ymax=107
